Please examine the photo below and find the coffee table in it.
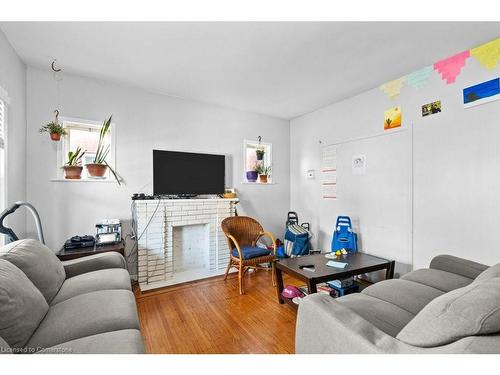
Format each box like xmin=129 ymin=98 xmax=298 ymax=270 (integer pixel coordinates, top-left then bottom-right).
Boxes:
xmin=275 ymin=252 xmax=395 ymax=309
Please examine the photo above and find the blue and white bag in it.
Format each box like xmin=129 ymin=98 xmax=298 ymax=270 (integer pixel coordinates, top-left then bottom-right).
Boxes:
xmin=284 ymin=224 xmax=310 ymax=257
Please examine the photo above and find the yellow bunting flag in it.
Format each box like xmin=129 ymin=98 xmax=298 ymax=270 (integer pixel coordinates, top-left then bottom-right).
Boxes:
xmin=471 ymin=38 xmax=500 ymax=69
xmin=380 ymin=77 xmax=406 ymax=100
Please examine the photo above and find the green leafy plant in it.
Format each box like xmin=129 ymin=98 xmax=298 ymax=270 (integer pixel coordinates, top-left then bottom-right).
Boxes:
xmin=256 ymin=147 xmax=265 ymax=159
xmin=39 ymin=121 xmax=67 ymax=136
xmin=92 ymin=115 xmax=121 ymax=185
xmin=255 ymin=164 xmax=272 ymax=176
xmin=65 ymin=147 xmax=85 ymax=166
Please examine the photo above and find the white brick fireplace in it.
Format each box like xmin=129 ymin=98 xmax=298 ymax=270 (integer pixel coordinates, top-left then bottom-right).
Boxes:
xmin=133 ymin=198 xmax=238 ymax=291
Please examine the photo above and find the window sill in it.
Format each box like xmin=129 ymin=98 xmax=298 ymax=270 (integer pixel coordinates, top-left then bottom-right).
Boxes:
xmin=51 ymin=178 xmax=118 ymax=183
xmin=241 ymin=181 xmax=276 ymax=185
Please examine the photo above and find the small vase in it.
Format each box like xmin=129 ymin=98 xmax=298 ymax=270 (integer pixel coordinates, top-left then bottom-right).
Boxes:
xmin=86 ymin=163 xmax=108 ymax=178
xmin=63 ymin=166 xmax=83 ymax=179
xmin=246 ymin=171 xmax=258 ymax=182
xmin=256 ymin=153 xmax=264 ymax=161
xmin=50 ymin=133 xmax=61 ymax=141
xmin=259 ymin=175 xmax=268 ymax=183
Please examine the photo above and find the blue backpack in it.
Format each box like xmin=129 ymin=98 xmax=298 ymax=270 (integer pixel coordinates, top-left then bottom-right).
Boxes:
xmin=331 ymin=216 xmax=357 ymax=252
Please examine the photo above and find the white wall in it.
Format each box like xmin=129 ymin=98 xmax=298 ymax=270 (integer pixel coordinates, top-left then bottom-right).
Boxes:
xmin=0 ymin=30 xmax=27 ymax=238
xmin=26 ymin=67 xmax=290 ymax=273
xmin=291 ymin=51 xmax=500 ymax=273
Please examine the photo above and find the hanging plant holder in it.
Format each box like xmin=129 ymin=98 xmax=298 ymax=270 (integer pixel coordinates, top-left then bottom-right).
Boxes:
xmin=39 ymin=110 xmax=67 ymax=142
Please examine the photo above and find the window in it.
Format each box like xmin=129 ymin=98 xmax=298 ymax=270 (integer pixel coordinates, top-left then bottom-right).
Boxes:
xmin=243 ymin=140 xmax=273 ymax=183
xmin=57 ymin=117 xmax=116 ymax=181
xmin=0 ymin=98 xmax=5 ymax=245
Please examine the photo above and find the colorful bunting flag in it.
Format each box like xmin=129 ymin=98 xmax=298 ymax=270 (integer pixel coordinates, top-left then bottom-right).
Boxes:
xmin=380 ymin=77 xmax=406 ymax=99
xmin=406 ymin=66 xmax=433 ymax=89
xmin=471 ymin=38 xmax=500 ymax=69
xmin=433 ymin=50 xmax=470 ymax=84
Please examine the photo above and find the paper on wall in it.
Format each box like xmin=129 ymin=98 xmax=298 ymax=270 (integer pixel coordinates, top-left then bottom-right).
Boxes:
xmin=321 ymin=146 xmax=337 ymax=199
xmin=352 ymin=154 xmax=366 ymax=175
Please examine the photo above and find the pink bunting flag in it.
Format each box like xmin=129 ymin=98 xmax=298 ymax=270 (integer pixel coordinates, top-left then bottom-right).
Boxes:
xmin=433 ymin=50 xmax=470 ymax=84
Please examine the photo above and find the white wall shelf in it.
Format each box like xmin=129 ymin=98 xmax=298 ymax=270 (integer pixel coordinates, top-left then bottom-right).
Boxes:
xmin=50 ymin=178 xmax=118 ymax=183
xmin=240 ymin=181 xmax=276 ymax=185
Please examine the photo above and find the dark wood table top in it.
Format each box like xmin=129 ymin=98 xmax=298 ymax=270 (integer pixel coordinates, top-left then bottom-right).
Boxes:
xmin=276 ymin=252 xmax=393 ymax=282
xmin=57 ymin=241 xmax=125 ymax=261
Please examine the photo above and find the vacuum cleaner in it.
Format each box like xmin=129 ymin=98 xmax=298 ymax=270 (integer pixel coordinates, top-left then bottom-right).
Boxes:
xmin=0 ymin=201 xmax=45 ymax=245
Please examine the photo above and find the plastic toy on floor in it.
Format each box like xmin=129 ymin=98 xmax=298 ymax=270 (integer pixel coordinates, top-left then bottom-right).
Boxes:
xmin=331 ymin=216 xmax=357 ymax=253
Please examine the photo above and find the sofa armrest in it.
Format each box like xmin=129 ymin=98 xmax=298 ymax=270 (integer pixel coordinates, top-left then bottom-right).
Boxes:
xmin=429 ymin=255 xmax=488 ymax=280
xmin=62 ymin=252 xmax=127 ymax=279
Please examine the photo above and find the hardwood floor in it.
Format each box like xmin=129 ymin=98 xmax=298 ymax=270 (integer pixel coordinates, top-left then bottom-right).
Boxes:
xmin=134 ymin=269 xmax=299 ymax=354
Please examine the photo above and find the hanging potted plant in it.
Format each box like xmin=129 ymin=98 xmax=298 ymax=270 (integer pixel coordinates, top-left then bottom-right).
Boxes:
xmin=39 ymin=121 xmax=67 ymax=141
xmin=63 ymin=146 xmax=85 ymax=179
xmin=39 ymin=110 xmax=67 ymax=141
xmin=256 ymin=164 xmax=272 ymax=183
xmin=85 ymin=115 xmax=121 ymax=185
xmin=246 ymin=162 xmax=259 ymax=182
xmin=256 ymin=147 xmax=265 ymax=160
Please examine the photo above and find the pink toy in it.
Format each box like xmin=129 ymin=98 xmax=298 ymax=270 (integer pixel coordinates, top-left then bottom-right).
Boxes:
xmin=281 ymin=285 xmax=305 ymax=299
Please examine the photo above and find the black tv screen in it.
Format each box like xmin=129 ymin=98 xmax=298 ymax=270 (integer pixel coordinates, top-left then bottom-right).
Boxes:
xmin=153 ymin=150 xmax=225 ymax=195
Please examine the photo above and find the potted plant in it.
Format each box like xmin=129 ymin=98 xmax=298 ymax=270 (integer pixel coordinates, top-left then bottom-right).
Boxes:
xmin=39 ymin=121 xmax=67 ymax=141
xmin=256 ymin=164 xmax=272 ymax=183
xmin=256 ymin=147 xmax=265 ymax=161
xmin=246 ymin=162 xmax=259 ymax=182
xmin=63 ymin=146 xmax=85 ymax=179
xmin=85 ymin=115 xmax=121 ymax=185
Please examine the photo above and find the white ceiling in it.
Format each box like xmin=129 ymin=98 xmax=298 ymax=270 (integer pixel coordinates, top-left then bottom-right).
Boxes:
xmin=1 ymin=22 xmax=500 ymax=119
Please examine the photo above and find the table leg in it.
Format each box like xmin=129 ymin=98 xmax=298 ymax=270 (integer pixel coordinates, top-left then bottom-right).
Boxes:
xmin=385 ymin=261 xmax=395 ymax=279
xmin=276 ymin=267 xmax=285 ymax=304
xmin=307 ymin=279 xmax=317 ymax=294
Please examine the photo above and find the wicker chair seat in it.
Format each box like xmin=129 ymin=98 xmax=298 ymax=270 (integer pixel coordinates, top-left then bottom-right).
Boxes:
xmin=230 ymin=253 xmax=275 ymax=267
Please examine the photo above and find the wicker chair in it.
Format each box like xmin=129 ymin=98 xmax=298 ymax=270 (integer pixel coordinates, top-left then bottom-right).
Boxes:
xmin=221 ymin=216 xmax=276 ymax=295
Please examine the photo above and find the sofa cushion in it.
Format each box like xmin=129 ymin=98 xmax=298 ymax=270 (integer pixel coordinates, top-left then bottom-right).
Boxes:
xmin=51 ymin=268 xmax=132 ymax=305
xmin=231 ymin=246 xmax=271 ymax=259
xmin=336 ymin=293 xmax=415 ymax=337
xmin=37 ymin=329 xmax=144 ymax=354
xmin=362 ymin=279 xmax=443 ymax=315
xmin=397 ymin=277 xmax=500 ymax=347
xmin=474 ymin=263 xmax=500 ymax=283
xmin=0 ymin=259 xmax=49 ymax=348
xmin=26 ymin=289 xmax=140 ymax=350
xmin=0 ymin=239 xmax=65 ymax=303
xmin=402 ymin=268 xmax=473 ymax=292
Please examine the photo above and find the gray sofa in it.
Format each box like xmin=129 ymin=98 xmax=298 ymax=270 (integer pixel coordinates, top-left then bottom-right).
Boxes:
xmin=0 ymin=239 xmax=144 ymax=354
xmin=296 ymin=254 xmax=500 ymax=353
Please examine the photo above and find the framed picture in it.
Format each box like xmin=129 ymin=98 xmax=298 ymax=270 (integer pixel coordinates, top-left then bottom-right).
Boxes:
xmin=422 ymin=100 xmax=442 ymax=117
xmin=463 ymin=78 xmax=500 ymax=108
xmin=384 ymin=106 xmax=402 ymax=130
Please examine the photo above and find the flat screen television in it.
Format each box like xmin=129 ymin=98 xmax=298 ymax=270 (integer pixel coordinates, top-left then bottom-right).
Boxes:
xmin=153 ymin=150 xmax=225 ymax=195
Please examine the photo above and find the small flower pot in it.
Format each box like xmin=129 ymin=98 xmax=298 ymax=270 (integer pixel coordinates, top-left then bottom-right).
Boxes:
xmin=50 ymin=133 xmax=61 ymax=141
xmin=63 ymin=166 xmax=83 ymax=179
xmin=86 ymin=163 xmax=108 ymax=178
xmin=256 ymin=152 xmax=265 ymax=161
xmin=259 ymin=175 xmax=268 ymax=183
xmin=246 ymin=170 xmax=258 ymax=182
